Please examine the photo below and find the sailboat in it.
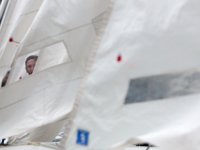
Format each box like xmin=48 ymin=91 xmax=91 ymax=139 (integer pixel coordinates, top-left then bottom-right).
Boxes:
xmin=1 ymin=0 xmax=200 ymax=150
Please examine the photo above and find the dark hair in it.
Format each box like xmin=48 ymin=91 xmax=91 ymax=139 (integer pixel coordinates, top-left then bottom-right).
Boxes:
xmin=25 ymin=55 xmax=38 ymax=65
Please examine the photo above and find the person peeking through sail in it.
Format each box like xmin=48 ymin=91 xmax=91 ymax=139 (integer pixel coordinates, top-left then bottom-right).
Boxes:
xmin=25 ymin=55 xmax=38 ymax=75
xmin=19 ymin=55 xmax=38 ymax=80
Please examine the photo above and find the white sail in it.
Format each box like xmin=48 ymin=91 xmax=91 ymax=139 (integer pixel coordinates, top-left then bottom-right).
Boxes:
xmin=63 ymin=0 xmax=200 ymax=150
xmin=0 ymin=0 xmax=110 ymax=147
xmin=1 ymin=0 xmax=200 ymax=149
xmin=0 ymin=0 xmax=43 ymax=77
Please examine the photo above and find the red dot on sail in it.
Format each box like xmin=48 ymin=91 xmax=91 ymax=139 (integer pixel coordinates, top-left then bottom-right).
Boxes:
xmin=117 ymin=54 xmax=122 ymax=62
xmin=9 ymin=37 xmax=14 ymax=42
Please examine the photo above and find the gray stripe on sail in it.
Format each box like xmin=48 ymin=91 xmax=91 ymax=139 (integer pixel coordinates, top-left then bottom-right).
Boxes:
xmin=125 ymin=71 xmax=200 ymax=104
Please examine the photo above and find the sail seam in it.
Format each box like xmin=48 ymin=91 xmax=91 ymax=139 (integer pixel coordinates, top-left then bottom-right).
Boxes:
xmin=61 ymin=0 xmax=115 ymax=149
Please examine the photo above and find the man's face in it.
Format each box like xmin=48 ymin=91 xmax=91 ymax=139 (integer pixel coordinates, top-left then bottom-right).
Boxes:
xmin=26 ymin=59 xmax=36 ymax=75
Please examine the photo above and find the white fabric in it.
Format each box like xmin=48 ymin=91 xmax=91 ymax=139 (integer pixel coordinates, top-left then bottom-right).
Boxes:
xmin=0 ymin=0 xmax=43 ymax=82
xmin=64 ymin=0 xmax=200 ymax=150
xmin=18 ymin=0 xmax=110 ymax=55
xmin=2 ymin=0 xmax=199 ymax=149
xmin=35 ymin=42 xmax=70 ymax=73
xmin=0 ymin=0 xmax=109 ymax=145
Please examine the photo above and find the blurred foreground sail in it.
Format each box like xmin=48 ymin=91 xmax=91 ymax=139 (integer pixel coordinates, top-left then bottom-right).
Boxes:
xmin=1 ymin=0 xmax=200 ymax=150
xmin=0 ymin=0 xmax=110 ymax=148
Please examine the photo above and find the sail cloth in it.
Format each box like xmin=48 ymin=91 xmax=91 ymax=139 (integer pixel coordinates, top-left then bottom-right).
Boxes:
xmin=0 ymin=0 xmax=110 ymax=144
xmin=0 ymin=0 xmax=43 ymax=84
xmin=64 ymin=0 xmax=200 ymax=150
xmin=1 ymin=0 xmax=200 ymax=149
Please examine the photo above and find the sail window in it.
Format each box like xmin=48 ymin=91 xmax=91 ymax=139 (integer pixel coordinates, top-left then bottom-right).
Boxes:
xmin=5 ymin=42 xmax=70 ymax=85
xmin=35 ymin=41 xmax=71 ymax=72
xmin=125 ymin=70 xmax=200 ymax=104
xmin=7 ymin=51 xmax=39 ymax=84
